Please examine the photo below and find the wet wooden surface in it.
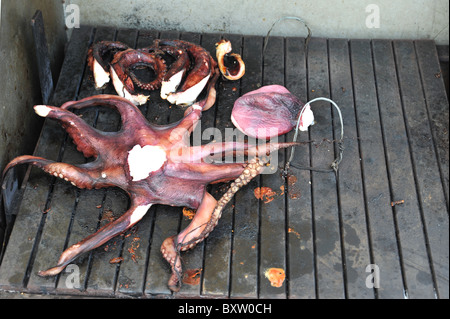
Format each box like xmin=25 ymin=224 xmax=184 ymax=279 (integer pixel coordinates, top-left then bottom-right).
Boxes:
xmin=0 ymin=26 xmax=448 ymax=299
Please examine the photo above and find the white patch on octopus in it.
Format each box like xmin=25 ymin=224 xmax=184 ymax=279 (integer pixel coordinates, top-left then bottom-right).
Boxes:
xmin=167 ymin=73 xmax=210 ymax=106
xmin=129 ymin=203 xmax=152 ymax=225
xmin=110 ymin=67 xmax=150 ymax=105
xmin=299 ymin=104 xmax=315 ymax=131
xmin=34 ymin=105 xmax=51 ymax=117
xmin=192 ymin=103 xmax=202 ymax=111
xmin=160 ymin=70 xmax=185 ymax=99
xmin=127 ymin=144 xmax=167 ymax=181
xmin=93 ymin=59 xmax=110 ymax=89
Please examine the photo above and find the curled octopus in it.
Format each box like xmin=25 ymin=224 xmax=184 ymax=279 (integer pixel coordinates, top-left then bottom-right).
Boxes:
xmin=87 ymin=38 xmax=245 ymax=107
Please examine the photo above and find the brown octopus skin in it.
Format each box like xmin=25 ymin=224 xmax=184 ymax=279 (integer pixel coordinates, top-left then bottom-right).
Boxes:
xmin=139 ymin=45 xmax=191 ymax=99
xmin=154 ymin=39 xmax=215 ymax=106
xmin=110 ymin=48 xmax=167 ymax=92
xmin=1 ymin=94 xmax=297 ymax=291
xmin=140 ymin=45 xmax=191 ymax=83
xmin=87 ymin=41 xmax=130 ymax=89
xmin=88 ymin=40 xmax=130 ymax=73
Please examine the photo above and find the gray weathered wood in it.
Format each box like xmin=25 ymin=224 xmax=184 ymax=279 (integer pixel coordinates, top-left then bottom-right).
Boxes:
xmin=393 ymin=40 xmax=446 ymax=298
xmin=285 ymin=37 xmax=316 ymax=299
xmin=329 ymin=38 xmax=372 ymax=299
xmin=350 ymin=39 xmax=405 ymax=299
xmin=414 ymin=40 xmax=449 ymax=299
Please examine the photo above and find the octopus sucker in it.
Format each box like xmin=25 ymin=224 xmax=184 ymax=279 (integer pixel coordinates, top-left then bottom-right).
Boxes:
xmin=215 ymin=39 xmax=246 ymax=81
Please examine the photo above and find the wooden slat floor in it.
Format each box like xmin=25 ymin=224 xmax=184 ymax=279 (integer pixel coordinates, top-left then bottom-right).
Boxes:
xmin=0 ymin=26 xmax=448 ymax=299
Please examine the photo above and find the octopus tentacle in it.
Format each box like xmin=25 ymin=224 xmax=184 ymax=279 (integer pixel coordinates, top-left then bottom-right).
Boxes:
xmin=160 ymin=235 xmax=183 ymax=291
xmin=1 ymin=155 xmax=102 ymax=190
xmin=87 ymin=41 xmax=130 ymax=89
xmin=195 ymin=64 xmax=219 ymax=112
xmin=34 ymin=104 xmax=105 ymax=158
xmin=180 ymin=65 xmax=219 ymax=118
xmin=141 ymin=45 xmax=191 ymax=99
xmin=165 ymin=162 xmax=246 ymax=184
xmin=166 ymin=67 xmax=220 ymax=147
xmin=181 ymin=157 xmax=267 ymax=249
xmin=176 ymin=141 xmax=300 ymax=163
xmin=61 ymin=95 xmax=150 ymax=133
xmin=156 ymin=40 xmax=213 ymax=106
xmin=161 ymin=192 xmax=217 ymax=292
xmin=39 ymin=202 xmax=152 ymax=276
xmin=161 ymin=157 xmax=267 ymax=292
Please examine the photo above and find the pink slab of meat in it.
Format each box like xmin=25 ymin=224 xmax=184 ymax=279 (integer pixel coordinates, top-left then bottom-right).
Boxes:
xmin=231 ymin=85 xmax=305 ymax=139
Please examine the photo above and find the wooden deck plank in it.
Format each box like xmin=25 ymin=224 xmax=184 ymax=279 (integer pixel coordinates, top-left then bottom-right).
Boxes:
xmin=393 ymin=40 xmax=447 ymax=298
xmin=350 ymin=39 xmax=405 ymax=298
xmin=0 ymin=26 xmax=94 ymax=291
xmin=328 ymin=38 xmax=372 ymax=299
xmin=414 ymin=40 xmax=450 ymax=299
xmin=307 ymin=37 xmax=344 ymax=298
xmin=284 ymin=37 xmax=316 ymax=299
xmin=374 ymin=39 xmax=435 ymax=299
xmin=415 ymin=41 xmax=449 ymax=209
xmin=259 ymin=36 xmax=287 ymax=299
xmin=229 ymin=35 xmax=262 ymax=298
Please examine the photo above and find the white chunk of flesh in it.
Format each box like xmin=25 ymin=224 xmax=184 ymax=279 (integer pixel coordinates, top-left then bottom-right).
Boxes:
xmin=299 ymin=104 xmax=315 ymax=131
xmin=127 ymin=144 xmax=167 ymax=181
xmin=110 ymin=67 xmax=150 ymax=105
xmin=34 ymin=105 xmax=51 ymax=117
xmin=129 ymin=203 xmax=152 ymax=225
xmin=93 ymin=59 xmax=111 ymax=89
xmin=167 ymin=73 xmax=210 ymax=106
xmin=160 ymin=70 xmax=185 ymax=99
